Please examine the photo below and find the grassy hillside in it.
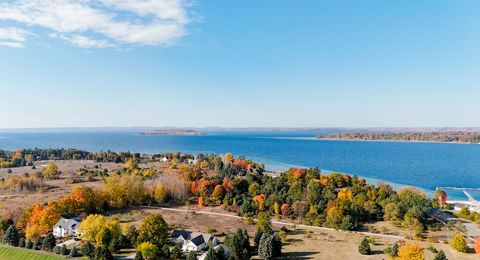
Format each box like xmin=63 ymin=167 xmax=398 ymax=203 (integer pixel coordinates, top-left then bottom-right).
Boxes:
xmin=0 ymin=246 xmax=63 ymax=260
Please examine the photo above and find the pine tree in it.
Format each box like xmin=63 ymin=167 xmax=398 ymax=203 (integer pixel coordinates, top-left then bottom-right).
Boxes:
xmin=434 ymin=250 xmax=448 ymax=260
xmin=53 ymin=246 xmax=61 ymax=254
xmin=205 ymin=247 xmax=215 ymax=260
xmin=34 ymin=237 xmax=42 ymax=250
xmin=390 ymin=243 xmax=399 ymax=257
xmin=18 ymin=238 xmax=26 ymax=248
xmin=81 ymin=241 xmax=95 ymax=258
xmin=186 ymin=251 xmax=197 ymax=260
xmin=2 ymin=225 xmax=19 ymax=246
xmin=272 ymin=233 xmax=282 ymax=257
xmin=61 ymin=244 xmax=69 ymax=255
xmin=101 ymin=245 xmax=114 ymax=260
xmin=69 ymin=246 xmax=79 ymax=257
xmin=358 ymin=238 xmax=371 ymax=255
xmin=258 ymin=233 xmax=274 ymax=260
xmin=134 ymin=251 xmax=144 ymax=260
xmin=42 ymin=233 xmax=56 ymax=251
xmin=25 ymin=240 xmax=33 ymax=249
xmin=254 ymin=229 xmax=263 ymax=251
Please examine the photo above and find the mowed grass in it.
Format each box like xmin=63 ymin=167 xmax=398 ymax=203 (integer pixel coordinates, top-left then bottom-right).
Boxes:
xmin=0 ymin=246 xmax=63 ymax=260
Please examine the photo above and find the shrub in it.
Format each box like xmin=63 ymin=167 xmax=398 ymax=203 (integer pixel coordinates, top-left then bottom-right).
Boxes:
xmin=450 ymin=233 xmax=468 ymax=253
xmin=358 ymin=238 xmax=371 ymax=255
xmin=475 ymin=237 xmax=480 ymax=254
xmin=53 ymin=246 xmax=61 ymax=254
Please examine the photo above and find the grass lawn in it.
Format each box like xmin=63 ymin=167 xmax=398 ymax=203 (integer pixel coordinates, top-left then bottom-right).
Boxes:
xmin=0 ymin=245 xmax=63 ymax=260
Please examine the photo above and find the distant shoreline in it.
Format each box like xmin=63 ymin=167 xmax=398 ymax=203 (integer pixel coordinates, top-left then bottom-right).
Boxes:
xmin=315 ymin=138 xmax=477 ymax=145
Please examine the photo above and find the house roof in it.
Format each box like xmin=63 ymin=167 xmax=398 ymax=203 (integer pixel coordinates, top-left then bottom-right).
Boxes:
xmin=53 ymin=217 xmax=80 ymax=229
xmin=189 ymin=234 xmax=205 ymax=246
xmin=172 ymin=230 xmax=192 ymax=239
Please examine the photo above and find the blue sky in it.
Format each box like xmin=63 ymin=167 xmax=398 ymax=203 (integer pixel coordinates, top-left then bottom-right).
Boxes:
xmin=0 ymin=0 xmax=479 ymax=128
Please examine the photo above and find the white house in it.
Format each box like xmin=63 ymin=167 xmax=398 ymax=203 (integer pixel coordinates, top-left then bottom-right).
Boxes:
xmin=160 ymin=157 xmax=169 ymax=163
xmin=171 ymin=230 xmax=219 ymax=252
xmin=53 ymin=216 xmax=80 ymax=238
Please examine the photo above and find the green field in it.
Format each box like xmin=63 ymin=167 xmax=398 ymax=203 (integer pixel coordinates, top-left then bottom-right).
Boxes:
xmin=0 ymin=246 xmax=63 ymax=260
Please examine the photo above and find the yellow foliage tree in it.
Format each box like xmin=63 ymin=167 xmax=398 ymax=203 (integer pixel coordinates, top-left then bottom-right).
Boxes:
xmin=397 ymin=243 xmax=424 ymax=260
xmin=450 ymin=233 xmax=469 ymax=253
xmin=337 ymin=188 xmax=353 ymax=201
xmin=42 ymin=162 xmax=59 ymax=179
xmin=103 ymin=174 xmax=145 ymax=208
xmin=77 ymin=214 xmax=121 ymax=245
xmin=154 ymin=183 xmax=168 ymax=204
xmin=274 ymin=202 xmax=280 ymax=215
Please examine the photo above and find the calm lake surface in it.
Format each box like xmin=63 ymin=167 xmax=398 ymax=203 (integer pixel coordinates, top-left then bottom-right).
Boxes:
xmin=0 ymin=130 xmax=479 ymax=199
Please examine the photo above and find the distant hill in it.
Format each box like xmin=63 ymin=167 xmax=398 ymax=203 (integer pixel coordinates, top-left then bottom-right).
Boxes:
xmin=138 ymin=129 xmax=204 ymax=136
xmin=316 ymin=131 xmax=480 ymax=144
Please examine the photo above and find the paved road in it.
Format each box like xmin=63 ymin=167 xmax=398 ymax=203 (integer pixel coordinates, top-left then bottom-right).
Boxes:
xmin=429 ymin=208 xmax=480 ymax=244
xmin=140 ymin=206 xmax=405 ymax=240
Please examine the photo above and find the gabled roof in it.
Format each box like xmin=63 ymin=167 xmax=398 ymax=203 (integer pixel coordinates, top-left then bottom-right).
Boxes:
xmin=172 ymin=230 xmax=192 ymax=239
xmin=189 ymin=234 xmax=205 ymax=246
xmin=53 ymin=217 xmax=80 ymax=229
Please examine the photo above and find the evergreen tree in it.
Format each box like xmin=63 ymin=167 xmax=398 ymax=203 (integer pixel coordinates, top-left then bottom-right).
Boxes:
xmin=34 ymin=237 xmax=43 ymax=250
xmin=390 ymin=243 xmax=399 ymax=257
xmin=134 ymin=251 xmax=144 ymax=260
xmin=100 ymin=245 xmax=114 ymax=260
xmin=358 ymin=238 xmax=371 ymax=255
xmin=215 ymin=246 xmax=226 ymax=260
xmin=434 ymin=250 xmax=448 ymax=260
xmin=127 ymin=225 xmax=139 ymax=248
xmin=100 ymin=228 xmax=112 ymax=247
xmin=258 ymin=233 xmax=274 ymax=260
xmin=272 ymin=233 xmax=282 ymax=257
xmin=42 ymin=233 xmax=56 ymax=251
xmin=2 ymin=225 xmax=19 ymax=246
xmin=205 ymin=247 xmax=215 ymax=260
xmin=18 ymin=238 xmax=26 ymax=248
xmin=61 ymin=244 xmax=69 ymax=255
xmin=186 ymin=251 xmax=197 ymax=260
xmin=81 ymin=241 xmax=95 ymax=258
xmin=53 ymin=246 xmax=61 ymax=254
xmin=25 ymin=240 xmax=33 ymax=249
xmin=254 ymin=229 xmax=263 ymax=249
xmin=69 ymin=246 xmax=79 ymax=257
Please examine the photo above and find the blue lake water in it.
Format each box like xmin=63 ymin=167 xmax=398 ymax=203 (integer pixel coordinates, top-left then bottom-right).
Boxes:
xmin=0 ymin=130 xmax=479 ymax=200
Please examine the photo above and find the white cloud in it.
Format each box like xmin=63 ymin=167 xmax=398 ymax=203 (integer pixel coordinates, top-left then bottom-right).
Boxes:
xmin=0 ymin=0 xmax=194 ymax=48
xmin=0 ymin=27 xmax=31 ymax=48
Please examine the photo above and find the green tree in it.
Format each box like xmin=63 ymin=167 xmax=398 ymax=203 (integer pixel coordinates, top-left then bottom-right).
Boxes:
xmin=100 ymin=245 xmax=114 ymax=260
xmin=136 ymin=242 xmax=158 ymax=260
xmin=186 ymin=251 xmax=197 ymax=260
xmin=61 ymin=244 xmax=69 ymax=255
xmin=18 ymin=238 xmax=26 ymax=248
xmin=81 ymin=241 xmax=95 ymax=258
xmin=3 ymin=225 xmax=19 ymax=246
xmin=434 ymin=250 xmax=448 ymax=260
xmin=204 ymin=247 xmax=215 ymax=260
xmin=450 ymin=233 xmax=468 ymax=253
xmin=358 ymin=238 xmax=371 ymax=255
xmin=42 ymin=233 xmax=56 ymax=251
xmin=69 ymin=246 xmax=79 ymax=257
xmin=25 ymin=240 xmax=33 ymax=249
xmin=272 ymin=233 xmax=282 ymax=257
xmin=138 ymin=214 xmax=169 ymax=248
xmin=134 ymin=251 xmax=144 ymax=260
xmin=256 ymin=212 xmax=272 ymax=234
xmin=34 ymin=237 xmax=42 ymax=250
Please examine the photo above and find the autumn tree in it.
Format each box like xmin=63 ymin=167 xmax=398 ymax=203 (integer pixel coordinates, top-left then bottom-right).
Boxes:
xmin=42 ymin=162 xmax=59 ymax=179
xmin=137 ymin=242 xmax=158 ymax=260
xmin=475 ymin=237 xmax=480 ymax=254
xmin=103 ymin=175 xmax=145 ymax=209
xmin=138 ymin=214 xmax=169 ymax=248
xmin=397 ymin=243 xmax=424 ymax=260
xmin=256 ymin=212 xmax=272 ymax=234
xmin=77 ymin=214 xmax=121 ymax=246
xmin=450 ymin=233 xmax=468 ymax=253
xmin=154 ymin=183 xmax=167 ymax=204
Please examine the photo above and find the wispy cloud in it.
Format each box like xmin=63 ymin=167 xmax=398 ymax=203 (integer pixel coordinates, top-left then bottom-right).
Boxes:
xmin=0 ymin=0 xmax=194 ymax=48
xmin=0 ymin=27 xmax=31 ymax=48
